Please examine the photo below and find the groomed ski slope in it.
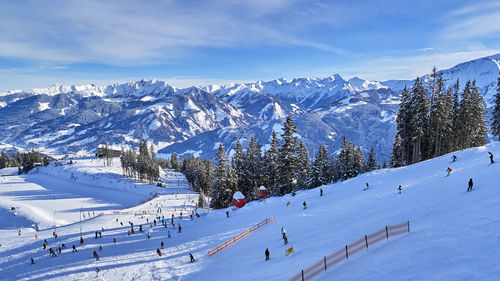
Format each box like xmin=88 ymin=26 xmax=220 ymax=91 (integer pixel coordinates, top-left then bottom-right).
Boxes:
xmin=1 ymin=143 xmax=500 ymax=280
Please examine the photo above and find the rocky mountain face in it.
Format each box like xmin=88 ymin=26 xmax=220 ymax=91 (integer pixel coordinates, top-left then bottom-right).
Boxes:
xmin=1 ymin=54 xmax=499 ymax=162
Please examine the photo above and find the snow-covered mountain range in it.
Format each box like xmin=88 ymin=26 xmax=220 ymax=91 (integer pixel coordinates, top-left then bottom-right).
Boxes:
xmin=0 ymin=54 xmax=499 ymax=161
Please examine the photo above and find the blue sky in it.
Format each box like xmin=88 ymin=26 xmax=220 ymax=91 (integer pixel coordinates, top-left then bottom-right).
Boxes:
xmin=1 ymin=0 xmax=500 ymax=91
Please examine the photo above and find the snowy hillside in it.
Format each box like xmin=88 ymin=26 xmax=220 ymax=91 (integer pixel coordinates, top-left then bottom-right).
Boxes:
xmin=1 ymin=142 xmax=500 ymax=280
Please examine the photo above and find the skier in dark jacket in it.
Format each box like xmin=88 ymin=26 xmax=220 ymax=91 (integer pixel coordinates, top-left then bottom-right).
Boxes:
xmin=161 ymin=241 xmax=164 ymax=249
xmin=265 ymin=248 xmax=270 ymax=261
xmin=31 ymin=258 xmax=35 ymax=264
xmin=189 ymin=253 xmax=195 ymax=262
xmin=452 ymin=155 xmax=457 ymax=162
xmin=157 ymin=248 xmax=162 ymax=257
xmin=467 ymin=178 xmax=473 ymax=192
xmin=320 ymin=188 xmax=323 ymax=196
xmin=226 ymin=210 xmax=229 ymax=218
xmin=72 ymin=244 xmax=77 ymax=252
xmin=489 ymin=152 xmax=494 ymax=164
xmin=303 ymin=201 xmax=307 ymax=209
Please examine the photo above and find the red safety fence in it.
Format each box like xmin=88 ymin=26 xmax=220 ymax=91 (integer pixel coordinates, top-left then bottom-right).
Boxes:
xmin=288 ymin=220 xmax=410 ymax=281
xmin=208 ymin=216 xmax=275 ymax=256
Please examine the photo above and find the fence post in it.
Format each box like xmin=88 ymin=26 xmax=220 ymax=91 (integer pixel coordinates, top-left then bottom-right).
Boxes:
xmin=385 ymin=226 xmax=389 ymax=239
xmin=324 ymin=256 xmax=327 ymax=271
xmin=301 ymin=270 xmax=304 ymax=281
xmin=365 ymin=235 xmax=368 ymax=248
xmin=345 ymin=245 xmax=348 ymax=259
xmin=407 ymin=220 xmax=410 ymax=232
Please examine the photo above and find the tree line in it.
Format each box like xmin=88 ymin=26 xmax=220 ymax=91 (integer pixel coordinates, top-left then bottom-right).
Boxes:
xmin=176 ymin=116 xmax=382 ymax=209
xmin=0 ymin=150 xmax=50 ymax=173
xmin=120 ymin=141 xmax=160 ymax=184
xmin=390 ymin=69 xmax=499 ymax=167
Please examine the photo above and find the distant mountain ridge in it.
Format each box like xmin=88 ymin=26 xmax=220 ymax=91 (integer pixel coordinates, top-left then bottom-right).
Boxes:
xmin=0 ymin=54 xmax=499 ymax=161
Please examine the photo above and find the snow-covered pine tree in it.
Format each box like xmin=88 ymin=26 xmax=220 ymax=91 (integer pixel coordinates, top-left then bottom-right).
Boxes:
xmin=278 ymin=116 xmax=298 ymax=195
xmin=366 ymin=147 xmax=377 ymax=171
xmin=338 ymin=136 xmax=350 ymax=180
xmin=311 ymin=145 xmax=328 ymax=187
xmin=470 ymin=81 xmax=488 ymax=147
xmin=409 ymin=77 xmax=429 ymax=164
xmin=393 ymin=86 xmax=412 ymax=166
xmin=457 ymin=81 xmax=473 ymax=149
xmin=210 ymin=144 xmax=232 ymax=209
xmin=264 ymin=130 xmax=280 ymax=196
xmin=243 ymin=136 xmax=262 ymax=200
xmin=428 ymin=71 xmax=453 ymax=158
xmin=491 ymin=75 xmax=500 ymax=138
xmin=232 ymin=139 xmax=245 ymax=195
xmin=295 ymin=141 xmax=311 ymax=190
xmin=390 ymin=133 xmax=404 ymax=167
xmin=450 ymin=80 xmax=461 ymax=151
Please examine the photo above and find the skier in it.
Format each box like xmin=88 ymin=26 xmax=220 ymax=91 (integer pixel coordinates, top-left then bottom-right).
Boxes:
xmin=99 ymin=232 xmax=102 ymax=238
xmin=95 ymin=267 xmax=100 ymax=276
xmin=189 ymin=253 xmax=196 ymax=262
xmin=467 ymin=178 xmax=473 ymax=192
xmin=61 ymin=243 xmax=66 ymax=249
xmin=95 ymin=231 xmax=98 ymax=239
xmin=265 ymin=248 xmax=270 ymax=261
xmin=156 ymin=248 xmax=162 ymax=257
xmin=489 ymin=152 xmax=494 ymax=164
xmin=147 ymin=232 xmax=151 ymax=240
xmin=320 ymin=188 xmax=323 ymax=196
xmin=80 ymin=236 xmax=84 ymax=244
xmin=446 ymin=167 xmax=452 ymax=176
xmin=31 ymin=258 xmax=34 ymax=265
xmin=43 ymin=239 xmax=47 ymax=250
xmin=283 ymin=233 xmax=288 ymax=245
xmin=49 ymin=247 xmax=56 ymax=257
xmin=398 ymin=185 xmax=402 ymax=194
xmin=168 ymin=231 xmax=171 ymax=238
xmin=178 ymin=224 xmax=182 ymax=233
xmin=226 ymin=210 xmax=229 ymax=218
xmin=18 ymin=229 xmax=21 ymax=236
xmin=113 ymin=238 xmax=116 ymax=243
xmin=139 ymin=225 xmax=143 ymax=232
xmin=99 ymin=245 xmax=103 ymax=251
xmin=161 ymin=241 xmax=164 ymax=249
xmin=58 ymin=246 xmax=62 ymax=254
xmin=452 ymin=155 xmax=457 ymax=162
xmin=72 ymin=244 xmax=77 ymax=252
xmin=366 ymin=182 xmax=369 ymax=189
xmin=303 ymin=201 xmax=307 ymax=209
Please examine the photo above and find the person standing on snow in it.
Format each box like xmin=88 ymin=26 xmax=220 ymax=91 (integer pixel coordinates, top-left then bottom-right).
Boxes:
xmin=446 ymin=167 xmax=452 ymax=176
xmin=161 ymin=241 xmax=164 ymax=249
xmin=303 ymin=201 xmax=307 ymax=209
xmin=226 ymin=210 xmax=229 ymax=218
xmin=452 ymin=155 xmax=457 ymax=162
xmin=157 ymin=248 xmax=162 ymax=257
xmin=320 ymin=188 xmax=323 ymax=196
xmin=489 ymin=152 xmax=494 ymax=164
xmin=189 ymin=253 xmax=196 ymax=262
xmin=398 ymin=185 xmax=402 ymax=194
xmin=467 ymin=178 xmax=473 ymax=192
xmin=265 ymin=248 xmax=270 ymax=261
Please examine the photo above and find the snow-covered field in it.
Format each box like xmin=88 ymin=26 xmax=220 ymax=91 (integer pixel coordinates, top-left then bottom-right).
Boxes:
xmin=1 ymin=143 xmax=500 ymax=281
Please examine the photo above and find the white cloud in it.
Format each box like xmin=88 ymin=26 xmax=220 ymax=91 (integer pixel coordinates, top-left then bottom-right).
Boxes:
xmin=0 ymin=0 xmax=344 ymax=65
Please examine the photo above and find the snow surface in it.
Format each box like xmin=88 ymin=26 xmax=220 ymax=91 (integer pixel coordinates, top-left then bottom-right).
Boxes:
xmin=1 ymin=143 xmax=500 ymax=280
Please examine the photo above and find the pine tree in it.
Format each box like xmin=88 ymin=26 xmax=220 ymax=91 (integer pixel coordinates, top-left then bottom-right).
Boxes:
xmin=264 ymin=131 xmax=280 ymax=196
xmin=311 ymin=145 xmax=329 ymax=187
xmin=393 ymin=86 xmax=412 ymax=166
xmin=295 ymin=141 xmax=311 ymax=190
xmin=278 ymin=116 xmax=298 ymax=195
xmin=0 ymin=152 xmax=9 ymax=168
xmin=409 ymin=77 xmax=429 ymax=164
xmin=470 ymin=81 xmax=489 ymax=147
xmin=232 ymin=139 xmax=245 ymax=194
xmin=457 ymin=81 xmax=473 ymax=149
xmin=210 ymin=144 xmax=232 ymax=209
xmin=491 ymin=75 xmax=500 ymax=138
xmin=170 ymin=153 xmax=178 ymax=170
xmin=450 ymin=79 xmax=461 ymax=151
xmin=338 ymin=136 xmax=350 ymax=180
xmin=243 ymin=136 xmax=262 ymax=200
xmin=366 ymin=148 xmax=377 ymax=171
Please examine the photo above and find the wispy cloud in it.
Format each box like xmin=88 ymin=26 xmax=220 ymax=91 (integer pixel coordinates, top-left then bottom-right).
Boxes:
xmin=0 ymin=0 xmax=345 ymax=65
